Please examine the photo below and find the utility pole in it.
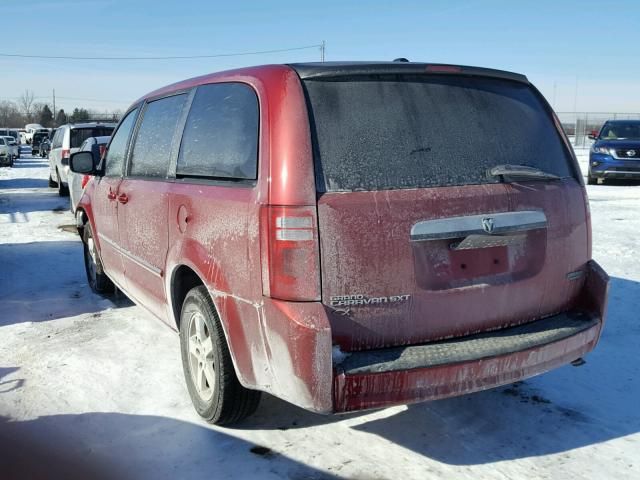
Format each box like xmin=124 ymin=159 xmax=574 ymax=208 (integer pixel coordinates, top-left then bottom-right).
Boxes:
xmin=52 ymin=89 xmax=56 ymax=127
xmin=320 ymin=40 xmax=326 ymax=62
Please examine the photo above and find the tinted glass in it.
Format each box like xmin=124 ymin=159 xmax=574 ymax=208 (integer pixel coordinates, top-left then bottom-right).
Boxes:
xmin=103 ymin=109 xmax=138 ymax=177
xmin=70 ymin=127 xmax=115 ymax=148
xmin=303 ymin=75 xmax=574 ymax=192
xmin=177 ymin=83 xmax=258 ymax=180
xmin=0 ymin=138 xmax=5 ymax=145
xmin=130 ymin=94 xmax=187 ymax=178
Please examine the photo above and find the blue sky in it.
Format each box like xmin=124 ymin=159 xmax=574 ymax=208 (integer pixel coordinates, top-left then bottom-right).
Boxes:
xmin=1 ymin=0 xmax=639 ymax=114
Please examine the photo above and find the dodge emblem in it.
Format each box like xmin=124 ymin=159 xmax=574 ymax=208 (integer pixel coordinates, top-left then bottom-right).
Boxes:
xmin=482 ymin=217 xmax=495 ymax=233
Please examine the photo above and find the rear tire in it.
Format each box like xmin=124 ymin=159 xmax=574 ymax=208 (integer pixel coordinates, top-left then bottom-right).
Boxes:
xmin=180 ymin=285 xmax=261 ymax=425
xmin=57 ymin=169 xmax=69 ymax=196
xmin=82 ymin=223 xmax=114 ymax=294
xmin=48 ymin=174 xmax=57 ymax=188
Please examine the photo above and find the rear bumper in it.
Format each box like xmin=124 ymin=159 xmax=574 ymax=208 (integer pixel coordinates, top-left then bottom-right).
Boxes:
xmin=332 ymin=260 xmax=609 ymax=412
xmin=254 ymin=261 xmax=609 ymax=414
xmin=334 ymin=313 xmax=599 ymax=412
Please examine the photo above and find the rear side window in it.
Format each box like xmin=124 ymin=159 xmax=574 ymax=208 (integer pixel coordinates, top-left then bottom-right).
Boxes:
xmin=103 ymin=109 xmax=138 ymax=177
xmin=70 ymin=127 xmax=114 ymax=148
xmin=129 ymin=94 xmax=187 ymax=178
xmin=177 ymin=83 xmax=259 ymax=180
xmin=303 ymin=75 xmax=574 ymax=192
xmin=52 ymin=129 xmax=63 ymax=148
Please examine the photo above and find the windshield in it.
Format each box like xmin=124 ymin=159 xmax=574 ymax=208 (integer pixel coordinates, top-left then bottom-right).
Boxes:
xmin=599 ymin=123 xmax=640 ymax=140
xmin=303 ymin=75 xmax=574 ymax=192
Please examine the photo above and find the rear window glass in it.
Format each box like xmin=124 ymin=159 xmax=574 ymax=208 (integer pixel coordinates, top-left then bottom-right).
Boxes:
xmin=303 ymin=75 xmax=574 ymax=192
xmin=70 ymin=127 xmax=114 ymax=148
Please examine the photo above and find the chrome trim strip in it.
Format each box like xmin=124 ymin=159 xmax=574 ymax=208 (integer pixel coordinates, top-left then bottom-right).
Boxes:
xmin=98 ymin=233 xmax=163 ymax=278
xmin=411 ymin=210 xmax=547 ymax=242
xmin=602 ymin=170 xmax=640 ymax=175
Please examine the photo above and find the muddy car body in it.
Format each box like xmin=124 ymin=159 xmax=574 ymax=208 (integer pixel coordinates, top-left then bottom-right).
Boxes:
xmin=72 ymin=62 xmax=609 ymax=424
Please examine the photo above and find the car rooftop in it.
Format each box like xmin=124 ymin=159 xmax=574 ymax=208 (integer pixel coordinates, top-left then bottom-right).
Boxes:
xmin=137 ymin=61 xmax=530 ymax=106
xmin=60 ymin=122 xmax=117 ymax=128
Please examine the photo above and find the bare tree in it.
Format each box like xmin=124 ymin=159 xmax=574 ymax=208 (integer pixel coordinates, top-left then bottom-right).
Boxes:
xmin=18 ymin=90 xmax=36 ymax=121
xmin=0 ymin=101 xmax=22 ymax=127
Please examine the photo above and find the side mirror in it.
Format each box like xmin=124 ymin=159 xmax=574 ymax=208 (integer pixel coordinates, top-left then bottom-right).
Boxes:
xmin=69 ymin=151 xmax=97 ymax=175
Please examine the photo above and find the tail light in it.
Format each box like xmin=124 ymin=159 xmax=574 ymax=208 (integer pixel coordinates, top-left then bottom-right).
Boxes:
xmin=99 ymin=145 xmax=106 ymax=159
xmin=260 ymin=205 xmax=321 ymax=301
xmin=61 ymin=149 xmax=70 ymax=166
xmin=81 ymin=175 xmax=91 ymax=189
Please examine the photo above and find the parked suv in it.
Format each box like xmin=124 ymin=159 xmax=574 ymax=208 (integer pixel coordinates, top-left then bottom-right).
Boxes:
xmin=588 ymin=120 xmax=640 ymax=184
xmin=71 ymin=62 xmax=609 ymax=425
xmin=49 ymin=122 xmax=115 ymax=195
xmin=31 ymin=130 xmax=49 ymax=156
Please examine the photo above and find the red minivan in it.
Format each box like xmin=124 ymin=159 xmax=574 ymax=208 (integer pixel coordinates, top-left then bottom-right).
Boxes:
xmin=70 ymin=62 xmax=609 ymax=425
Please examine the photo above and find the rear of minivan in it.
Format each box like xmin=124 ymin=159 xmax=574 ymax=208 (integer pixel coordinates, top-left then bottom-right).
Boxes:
xmin=50 ymin=123 xmax=115 ymax=194
xmin=268 ymin=63 xmax=609 ymax=412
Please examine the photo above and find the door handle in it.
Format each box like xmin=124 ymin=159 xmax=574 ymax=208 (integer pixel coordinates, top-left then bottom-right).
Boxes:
xmin=117 ymin=193 xmax=129 ymax=205
xmin=107 ymin=190 xmax=116 ymax=201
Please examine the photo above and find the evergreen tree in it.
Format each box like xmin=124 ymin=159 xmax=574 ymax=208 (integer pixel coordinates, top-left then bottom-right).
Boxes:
xmin=55 ymin=109 xmax=67 ymax=126
xmin=39 ymin=105 xmax=53 ymax=127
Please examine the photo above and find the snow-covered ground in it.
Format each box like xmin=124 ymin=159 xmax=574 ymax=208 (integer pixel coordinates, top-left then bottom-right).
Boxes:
xmin=1 ymin=150 xmax=639 ymax=479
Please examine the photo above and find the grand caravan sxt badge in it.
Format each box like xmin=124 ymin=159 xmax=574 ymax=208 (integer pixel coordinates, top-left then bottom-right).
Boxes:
xmin=330 ymin=294 xmax=411 ymax=307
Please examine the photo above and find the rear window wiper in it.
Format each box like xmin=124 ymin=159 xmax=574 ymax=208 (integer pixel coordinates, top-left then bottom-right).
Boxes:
xmin=488 ymin=164 xmax=560 ymax=182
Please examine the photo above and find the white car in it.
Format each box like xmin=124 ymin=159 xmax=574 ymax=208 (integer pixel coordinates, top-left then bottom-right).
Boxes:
xmin=2 ymin=136 xmax=20 ymax=159
xmin=49 ymin=122 xmax=116 ymax=196
xmin=0 ymin=137 xmax=13 ymax=166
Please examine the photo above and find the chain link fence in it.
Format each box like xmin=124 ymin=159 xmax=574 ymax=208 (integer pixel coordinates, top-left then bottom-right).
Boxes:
xmin=556 ymin=112 xmax=640 ymax=147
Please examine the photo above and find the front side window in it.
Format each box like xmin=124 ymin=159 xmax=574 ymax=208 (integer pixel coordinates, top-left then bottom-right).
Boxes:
xmin=129 ymin=94 xmax=187 ymax=178
xmin=103 ymin=108 xmax=139 ymax=177
xmin=177 ymin=83 xmax=259 ymax=180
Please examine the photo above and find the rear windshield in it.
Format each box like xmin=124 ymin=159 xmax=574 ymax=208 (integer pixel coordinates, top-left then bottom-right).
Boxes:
xmin=302 ymin=75 xmax=574 ymax=192
xmin=71 ymin=127 xmax=114 ymax=148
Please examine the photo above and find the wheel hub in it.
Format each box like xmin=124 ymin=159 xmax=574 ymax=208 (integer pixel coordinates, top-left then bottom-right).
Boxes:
xmin=187 ymin=311 xmax=215 ymax=401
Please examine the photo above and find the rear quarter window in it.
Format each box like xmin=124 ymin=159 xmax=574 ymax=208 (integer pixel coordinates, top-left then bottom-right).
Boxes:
xmin=176 ymin=82 xmax=259 ymax=181
xmin=302 ymin=75 xmax=574 ymax=192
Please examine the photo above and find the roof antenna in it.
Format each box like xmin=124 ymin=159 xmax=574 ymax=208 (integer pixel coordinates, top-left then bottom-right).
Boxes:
xmin=393 ymin=57 xmax=409 ymax=62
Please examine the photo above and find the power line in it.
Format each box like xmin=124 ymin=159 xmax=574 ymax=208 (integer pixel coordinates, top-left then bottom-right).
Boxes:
xmin=0 ymin=44 xmax=322 ymax=61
